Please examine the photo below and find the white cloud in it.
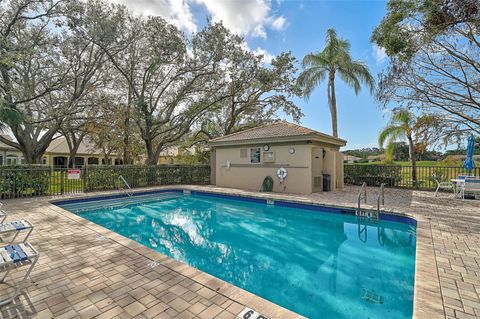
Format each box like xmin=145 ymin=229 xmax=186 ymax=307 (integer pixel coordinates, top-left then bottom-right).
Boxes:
xmin=195 ymin=0 xmax=272 ymax=38
xmin=108 ymin=0 xmax=287 ymax=38
xmin=109 ymin=0 xmax=197 ymax=33
xmin=373 ymin=44 xmax=387 ymax=65
xmin=270 ymin=16 xmax=287 ymax=31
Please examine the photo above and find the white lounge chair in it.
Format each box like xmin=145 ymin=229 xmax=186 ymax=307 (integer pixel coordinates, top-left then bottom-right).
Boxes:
xmin=0 ymin=220 xmax=34 ymax=245
xmin=433 ymin=174 xmax=454 ymax=197
xmin=0 ymin=211 xmax=6 ymax=224
xmin=0 ymin=243 xmax=39 ymax=306
xmin=460 ymin=178 xmax=480 ymax=200
xmin=0 ymin=203 xmax=6 ymax=224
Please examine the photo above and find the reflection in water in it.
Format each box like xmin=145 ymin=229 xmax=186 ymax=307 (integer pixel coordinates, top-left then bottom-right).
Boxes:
xmin=65 ymin=193 xmax=416 ymax=319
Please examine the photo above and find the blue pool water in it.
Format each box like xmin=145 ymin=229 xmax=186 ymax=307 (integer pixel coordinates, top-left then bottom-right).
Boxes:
xmin=57 ymin=191 xmax=416 ymax=319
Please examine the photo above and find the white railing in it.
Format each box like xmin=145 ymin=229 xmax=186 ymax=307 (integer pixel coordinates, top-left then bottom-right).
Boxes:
xmin=377 ymin=183 xmax=385 ymax=213
xmin=357 ymin=182 xmax=367 ymax=209
xmin=119 ymin=175 xmax=133 ymax=197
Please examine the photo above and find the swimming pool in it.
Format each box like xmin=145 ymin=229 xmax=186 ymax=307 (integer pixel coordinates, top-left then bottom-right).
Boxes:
xmin=56 ymin=190 xmax=416 ymax=319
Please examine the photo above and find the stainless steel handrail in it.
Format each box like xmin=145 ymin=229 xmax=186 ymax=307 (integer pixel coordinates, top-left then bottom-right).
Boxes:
xmin=119 ymin=175 xmax=133 ymax=197
xmin=357 ymin=182 xmax=367 ymax=209
xmin=377 ymin=183 xmax=385 ymax=213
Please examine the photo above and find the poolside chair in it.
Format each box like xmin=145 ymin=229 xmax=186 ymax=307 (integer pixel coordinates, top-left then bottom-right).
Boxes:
xmin=0 ymin=243 xmax=39 ymax=306
xmin=0 ymin=220 xmax=34 ymax=245
xmin=433 ymin=174 xmax=454 ymax=197
xmin=460 ymin=177 xmax=480 ymax=200
xmin=0 ymin=203 xmax=6 ymax=224
xmin=0 ymin=211 xmax=6 ymax=224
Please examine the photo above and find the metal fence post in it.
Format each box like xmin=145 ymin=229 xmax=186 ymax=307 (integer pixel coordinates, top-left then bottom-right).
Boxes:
xmin=60 ymin=168 xmax=65 ymax=195
xmin=83 ymin=166 xmax=88 ymax=192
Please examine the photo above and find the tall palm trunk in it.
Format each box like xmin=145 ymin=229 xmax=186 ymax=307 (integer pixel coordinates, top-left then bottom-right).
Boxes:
xmin=327 ymin=69 xmax=338 ymax=137
xmin=407 ymin=134 xmax=417 ymax=186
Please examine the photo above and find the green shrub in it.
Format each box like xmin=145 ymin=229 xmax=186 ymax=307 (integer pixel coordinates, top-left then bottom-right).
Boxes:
xmin=344 ymin=164 xmax=402 ymax=187
xmin=0 ymin=166 xmax=50 ymax=198
xmin=86 ymin=165 xmax=210 ymax=192
xmin=260 ymin=176 xmax=274 ymax=192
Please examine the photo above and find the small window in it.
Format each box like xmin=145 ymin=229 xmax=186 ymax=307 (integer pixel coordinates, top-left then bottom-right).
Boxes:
xmin=42 ymin=157 xmax=47 ymax=165
xmin=250 ymin=148 xmax=261 ymax=164
xmin=240 ymin=148 xmax=247 ymax=158
xmin=263 ymin=151 xmax=274 ymax=162
xmin=6 ymin=154 xmax=17 ymax=165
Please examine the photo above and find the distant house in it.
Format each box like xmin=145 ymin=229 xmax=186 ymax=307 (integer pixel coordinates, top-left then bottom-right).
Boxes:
xmin=367 ymin=154 xmax=386 ymax=162
xmin=343 ymin=154 xmax=362 ymax=163
xmin=209 ymin=121 xmax=347 ymax=194
xmin=0 ymin=136 xmax=123 ymax=167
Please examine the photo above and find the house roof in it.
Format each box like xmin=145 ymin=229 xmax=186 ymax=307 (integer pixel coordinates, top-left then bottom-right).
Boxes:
xmin=0 ymin=135 xmax=18 ymax=151
xmin=0 ymin=135 xmax=105 ymax=156
xmin=209 ymin=121 xmax=347 ymax=147
xmin=343 ymin=155 xmax=362 ymax=161
xmin=46 ymin=137 xmax=103 ymax=155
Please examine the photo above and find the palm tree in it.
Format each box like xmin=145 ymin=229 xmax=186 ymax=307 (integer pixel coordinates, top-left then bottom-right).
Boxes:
xmin=297 ymin=28 xmax=374 ymax=137
xmin=378 ymin=109 xmax=437 ymax=185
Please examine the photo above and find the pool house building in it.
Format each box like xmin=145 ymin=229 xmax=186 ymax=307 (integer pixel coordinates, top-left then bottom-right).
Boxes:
xmin=209 ymin=121 xmax=347 ymax=194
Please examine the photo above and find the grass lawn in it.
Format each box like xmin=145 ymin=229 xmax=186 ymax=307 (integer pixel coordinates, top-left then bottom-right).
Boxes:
xmin=352 ymin=160 xmax=478 ymax=167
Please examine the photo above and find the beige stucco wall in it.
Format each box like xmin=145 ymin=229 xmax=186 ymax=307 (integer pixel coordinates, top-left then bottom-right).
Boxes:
xmin=215 ymin=143 xmax=313 ymax=194
xmin=214 ymin=141 xmax=344 ymax=194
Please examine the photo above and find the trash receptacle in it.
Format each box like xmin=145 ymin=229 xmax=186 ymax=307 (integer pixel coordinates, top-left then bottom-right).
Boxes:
xmin=323 ymin=174 xmax=331 ymax=192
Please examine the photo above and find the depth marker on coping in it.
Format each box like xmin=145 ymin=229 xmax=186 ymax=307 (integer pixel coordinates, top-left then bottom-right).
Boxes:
xmin=238 ymin=307 xmax=270 ymax=319
xmin=148 ymin=261 xmax=160 ymax=269
xmin=95 ymin=234 xmax=108 ymax=241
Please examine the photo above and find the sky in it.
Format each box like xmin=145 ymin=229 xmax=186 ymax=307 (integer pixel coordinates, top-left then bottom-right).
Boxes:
xmin=109 ymin=0 xmax=391 ymax=150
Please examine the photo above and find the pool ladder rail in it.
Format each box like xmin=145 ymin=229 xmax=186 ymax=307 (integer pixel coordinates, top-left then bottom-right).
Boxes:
xmin=356 ymin=183 xmax=385 ymax=222
xmin=119 ymin=175 xmax=133 ymax=197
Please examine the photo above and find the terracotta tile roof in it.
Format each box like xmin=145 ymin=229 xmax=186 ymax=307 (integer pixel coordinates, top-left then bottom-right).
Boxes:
xmin=210 ymin=120 xmax=346 ymax=144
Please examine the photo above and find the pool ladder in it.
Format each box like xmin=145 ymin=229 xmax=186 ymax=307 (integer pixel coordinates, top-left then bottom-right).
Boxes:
xmin=356 ymin=183 xmax=385 ymax=221
xmin=119 ymin=175 xmax=133 ymax=197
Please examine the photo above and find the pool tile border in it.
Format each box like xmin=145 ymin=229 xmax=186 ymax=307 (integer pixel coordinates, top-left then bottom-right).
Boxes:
xmin=46 ymin=185 xmax=444 ymax=319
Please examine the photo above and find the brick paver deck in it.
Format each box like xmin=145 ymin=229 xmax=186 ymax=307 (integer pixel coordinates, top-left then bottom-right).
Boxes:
xmin=0 ymin=185 xmax=478 ymax=319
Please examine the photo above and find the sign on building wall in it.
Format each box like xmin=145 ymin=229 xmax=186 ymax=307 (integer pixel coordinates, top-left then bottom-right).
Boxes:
xmin=67 ymin=169 xmax=81 ymax=180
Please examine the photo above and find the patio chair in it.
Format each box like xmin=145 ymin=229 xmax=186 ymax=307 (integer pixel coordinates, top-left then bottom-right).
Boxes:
xmin=0 ymin=243 xmax=39 ymax=306
xmin=460 ymin=177 xmax=480 ymax=200
xmin=0 ymin=220 xmax=34 ymax=245
xmin=0 ymin=211 xmax=6 ymax=224
xmin=0 ymin=203 xmax=6 ymax=224
xmin=433 ymin=174 xmax=454 ymax=197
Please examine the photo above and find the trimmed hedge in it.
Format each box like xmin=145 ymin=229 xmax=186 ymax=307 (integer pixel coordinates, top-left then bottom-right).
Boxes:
xmin=344 ymin=164 xmax=402 ymax=187
xmin=0 ymin=165 xmax=50 ymax=198
xmin=86 ymin=165 xmax=211 ymax=192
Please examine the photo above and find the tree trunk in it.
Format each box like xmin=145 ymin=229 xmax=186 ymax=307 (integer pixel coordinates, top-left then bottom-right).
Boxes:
xmin=407 ymin=135 xmax=417 ymax=186
xmin=144 ymin=138 xmax=157 ymax=165
xmin=68 ymin=146 xmax=81 ymax=168
xmin=123 ymin=105 xmax=131 ymax=164
xmin=2 ymin=128 xmax=58 ymax=164
xmin=328 ymin=70 xmax=338 ymax=137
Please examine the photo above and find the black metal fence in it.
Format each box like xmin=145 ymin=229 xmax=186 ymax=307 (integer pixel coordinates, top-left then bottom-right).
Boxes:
xmin=344 ymin=164 xmax=480 ymax=190
xmin=0 ymin=165 xmax=210 ymax=199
